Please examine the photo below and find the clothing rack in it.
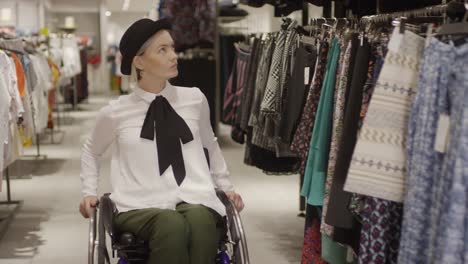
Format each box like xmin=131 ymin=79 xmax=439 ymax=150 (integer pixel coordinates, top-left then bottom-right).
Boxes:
xmin=0 ymin=37 xmax=48 ymax=159
xmin=177 ymin=48 xmax=216 ymax=60
xmin=22 ymin=134 xmax=48 ymax=160
xmin=360 ymin=3 xmax=448 ymax=24
xmin=43 ymin=103 xmax=66 ymax=145
xmin=295 ymin=1 xmax=452 ymax=218
xmin=0 ymin=167 xmax=23 ymax=240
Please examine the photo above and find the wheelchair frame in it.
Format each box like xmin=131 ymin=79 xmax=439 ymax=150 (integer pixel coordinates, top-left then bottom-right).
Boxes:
xmin=88 ymin=191 xmax=250 ymax=264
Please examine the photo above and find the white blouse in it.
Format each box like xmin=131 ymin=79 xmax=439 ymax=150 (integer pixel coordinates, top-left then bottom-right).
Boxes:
xmin=80 ymin=82 xmax=234 ymax=216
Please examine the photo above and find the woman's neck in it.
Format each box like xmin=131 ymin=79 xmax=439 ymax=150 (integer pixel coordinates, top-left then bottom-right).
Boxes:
xmin=138 ymin=76 xmax=167 ymax=94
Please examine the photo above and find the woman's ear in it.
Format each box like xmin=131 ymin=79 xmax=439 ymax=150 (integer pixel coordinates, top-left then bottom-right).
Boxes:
xmin=133 ymin=56 xmax=144 ymax=71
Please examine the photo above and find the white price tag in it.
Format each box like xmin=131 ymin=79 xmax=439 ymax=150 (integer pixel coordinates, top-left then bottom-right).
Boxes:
xmin=434 ymin=114 xmax=451 ymax=153
xmin=388 ymin=27 xmax=403 ymax=51
xmin=425 ymin=24 xmax=435 ymax=48
xmin=304 ymin=67 xmax=310 ymax=85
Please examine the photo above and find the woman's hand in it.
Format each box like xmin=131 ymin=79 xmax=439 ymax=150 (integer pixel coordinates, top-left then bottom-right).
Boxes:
xmin=79 ymin=196 xmax=99 ymax=218
xmin=225 ymin=191 xmax=245 ymax=212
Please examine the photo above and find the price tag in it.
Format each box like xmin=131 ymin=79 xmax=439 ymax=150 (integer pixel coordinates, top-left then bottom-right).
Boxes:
xmin=304 ymin=67 xmax=310 ymax=85
xmin=425 ymin=24 xmax=434 ymax=48
xmin=388 ymin=27 xmax=403 ymax=51
xmin=434 ymin=114 xmax=450 ymax=153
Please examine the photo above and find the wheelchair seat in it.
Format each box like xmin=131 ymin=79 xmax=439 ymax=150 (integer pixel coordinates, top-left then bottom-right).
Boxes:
xmin=88 ymin=190 xmax=249 ymax=264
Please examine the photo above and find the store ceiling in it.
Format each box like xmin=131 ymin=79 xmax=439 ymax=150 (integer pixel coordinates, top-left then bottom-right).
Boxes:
xmin=48 ymin=0 xmax=154 ymax=13
xmin=107 ymin=0 xmax=153 ymax=12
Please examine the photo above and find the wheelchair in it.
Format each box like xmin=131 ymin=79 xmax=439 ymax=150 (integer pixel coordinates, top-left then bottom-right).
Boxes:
xmin=88 ymin=190 xmax=250 ymax=264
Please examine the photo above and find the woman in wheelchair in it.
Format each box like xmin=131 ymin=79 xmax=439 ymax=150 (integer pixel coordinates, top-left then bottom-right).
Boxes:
xmin=78 ymin=18 xmax=244 ymax=264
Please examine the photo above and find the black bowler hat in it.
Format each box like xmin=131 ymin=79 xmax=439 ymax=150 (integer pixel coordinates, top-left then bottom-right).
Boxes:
xmin=119 ymin=18 xmax=172 ymax=75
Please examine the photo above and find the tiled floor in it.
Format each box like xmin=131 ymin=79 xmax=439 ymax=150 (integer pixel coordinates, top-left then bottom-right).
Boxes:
xmin=0 ymin=96 xmax=303 ymax=264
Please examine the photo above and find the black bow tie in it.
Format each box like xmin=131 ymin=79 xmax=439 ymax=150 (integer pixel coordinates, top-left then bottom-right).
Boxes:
xmin=140 ymin=96 xmax=194 ymax=186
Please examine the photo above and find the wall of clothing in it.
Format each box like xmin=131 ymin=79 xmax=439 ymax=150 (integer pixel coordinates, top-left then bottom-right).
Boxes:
xmin=221 ymin=3 xmax=468 ymax=263
xmin=0 ymin=35 xmax=80 ymax=183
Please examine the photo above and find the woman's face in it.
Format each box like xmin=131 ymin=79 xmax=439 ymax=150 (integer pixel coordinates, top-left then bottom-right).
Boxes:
xmin=133 ymin=30 xmax=178 ymax=80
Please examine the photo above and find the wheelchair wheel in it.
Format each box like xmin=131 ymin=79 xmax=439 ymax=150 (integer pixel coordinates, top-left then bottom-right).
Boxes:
xmin=225 ymin=199 xmax=250 ymax=264
xmin=88 ymin=207 xmax=98 ymax=264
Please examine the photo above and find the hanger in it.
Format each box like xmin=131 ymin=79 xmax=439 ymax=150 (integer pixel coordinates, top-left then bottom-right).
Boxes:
xmin=434 ymin=0 xmax=468 ymax=45
xmin=281 ymin=16 xmax=293 ymax=30
xmin=436 ymin=7 xmax=468 ymax=36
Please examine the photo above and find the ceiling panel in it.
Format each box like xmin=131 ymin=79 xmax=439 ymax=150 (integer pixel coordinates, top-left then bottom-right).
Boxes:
xmin=107 ymin=0 xmax=154 ymax=12
xmin=48 ymin=0 xmax=154 ymax=13
xmin=49 ymin=0 xmax=100 ymax=12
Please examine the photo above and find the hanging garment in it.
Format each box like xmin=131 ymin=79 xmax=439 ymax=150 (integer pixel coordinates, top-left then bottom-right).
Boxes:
xmin=358 ymin=197 xmax=402 ymax=264
xmin=259 ymin=24 xmax=299 ymax=157
xmin=47 ymin=58 xmax=61 ymax=129
xmin=273 ymin=28 xmax=300 ymax=158
xmin=219 ymin=34 xmax=246 ymax=105
xmin=0 ymin=52 xmax=11 ymax=173
xmin=20 ymin=78 xmax=35 ymax=147
xmin=349 ymin=39 xmax=388 ymax=218
xmin=61 ymin=37 xmax=82 ymax=78
xmin=321 ymin=37 xmax=355 ymax=236
xmin=3 ymin=53 xmax=24 ymax=124
xmin=290 ymin=41 xmax=330 ymax=175
xmin=250 ymin=36 xmax=277 ymax=151
xmin=29 ymin=54 xmax=52 ymax=133
xmin=20 ymin=54 xmax=38 ymax=92
xmin=243 ymin=38 xmax=300 ymax=173
xmin=4 ymin=120 xmax=22 ymax=173
xmin=230 ymin=45 xmax=252 ymax=144
xmin=76 ymin=48 xmax=89 ymax=103
xmin=344 ymin=28 xmax=425 ymax=203
xmin=350 ymin=41 xmax=405 ymax=264
xmin=261 ymin=21 xmax=297 ymax=130
xmin=279 ymin=44 xmax=317 ymax=145
xmin=325 ymin=38 xmax=371 ymax=251
xmin=239 ymin=39 xmax=261 ymax=133
xmin=9 ymin=53 xmax=26 ymax=98
xmin=246 ymin=133 xmax=300 ymax=174
xmin=398 ymin=39 xmax=468 ymax=264
xmin=347 ymin=44 xmax=380 ymax=218
xmin=321 ymin=233 xmax=352 ymax=264
xmin=242 ymin=36 xmax=297 ymax=174
xmin=301 ymin=205 xmax=327 ymax=264
xmin=320 ymin=37 xmax=367 ymax=263
xmin=222 ymin=45 xmax=250 ymax=128
xmin=302 ymin=38 xmax=341 ymax=206
xmin=0 ymin=50 xmax=25 ymax=172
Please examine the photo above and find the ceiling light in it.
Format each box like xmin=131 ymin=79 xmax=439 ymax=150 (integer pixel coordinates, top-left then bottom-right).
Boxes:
xmin=0 ymin=8 xmax=12 ymax=22
xmin=105 ymin=11 xmax=112 ymax=17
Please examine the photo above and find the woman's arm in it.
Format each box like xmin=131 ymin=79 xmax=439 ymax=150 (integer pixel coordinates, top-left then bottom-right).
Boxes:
xmin=80 ymin=104 xmax=117 ymax=198
xmin=198 ymin=91 xmax=235 ymax=192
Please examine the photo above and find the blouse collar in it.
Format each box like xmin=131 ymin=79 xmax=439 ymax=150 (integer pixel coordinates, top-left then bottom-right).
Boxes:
xmin=133 ymin=81 xmax=174 ymax=103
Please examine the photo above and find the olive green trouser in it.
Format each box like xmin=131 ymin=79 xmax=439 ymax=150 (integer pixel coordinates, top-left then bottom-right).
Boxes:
xmin=114 ymin=203 xmax=222 ymax=264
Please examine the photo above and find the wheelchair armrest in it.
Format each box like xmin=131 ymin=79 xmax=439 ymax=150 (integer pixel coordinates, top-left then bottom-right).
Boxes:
xmin=99 ymin=193 xmax=117 ymax=240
